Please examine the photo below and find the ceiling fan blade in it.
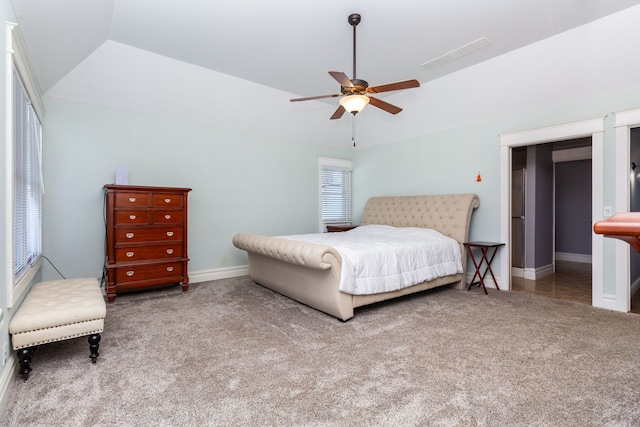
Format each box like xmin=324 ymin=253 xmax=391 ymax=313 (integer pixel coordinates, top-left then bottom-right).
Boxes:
xmin=367 ymin=79 xmax=420 ymax=94
xmin=368 ymin=96 xmax=402 ymax=115
xmin=290 ymin=93 xmax=342 ymax=102
xmin=330 ymin=105 xmax=346 ymax=120
xmin=329 ymin=71 xmax=354 ymax=88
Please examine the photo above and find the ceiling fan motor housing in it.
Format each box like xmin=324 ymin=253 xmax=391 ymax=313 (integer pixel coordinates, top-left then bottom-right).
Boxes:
xmin=342 ymin=78 xmax=369 ymax=95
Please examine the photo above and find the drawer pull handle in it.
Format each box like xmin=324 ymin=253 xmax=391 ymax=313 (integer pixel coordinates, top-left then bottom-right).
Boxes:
xmin=166 ymin=249 xmax=174 ymax=254
xmin=126 ymin=251 xmax=134 ymax=257
xmin=129 ymin=215 xmax=136 ymax=220
xmin=164 ymin=198 xmax=171 ymax=203
xmin=166 ymin=266 xmax=174 ymax=272
xmin=129 ymin=197 xmax=136 ymax=203
xmin=126 ymin=271 xmax=134 ymax=276
xmin=167 ymin=231 xmax=174 ymax=237
xmin=165 ymin=214 xmax=171 ymax=220
xmin=126 ymin=232 xmax=134 ymax=239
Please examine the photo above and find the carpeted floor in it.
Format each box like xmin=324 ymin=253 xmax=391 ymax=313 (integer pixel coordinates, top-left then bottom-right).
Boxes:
xmin=4 ymin=276 xmax=640 ymax=426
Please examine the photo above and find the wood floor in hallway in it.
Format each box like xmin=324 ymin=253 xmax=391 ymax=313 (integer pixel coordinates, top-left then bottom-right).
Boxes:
xmin=511 ymin=260 xmax=640 ymax=314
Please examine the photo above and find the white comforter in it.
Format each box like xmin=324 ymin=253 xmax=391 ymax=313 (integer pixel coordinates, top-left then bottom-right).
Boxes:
xmin=279 ymin=225 xmax=462 ymax=295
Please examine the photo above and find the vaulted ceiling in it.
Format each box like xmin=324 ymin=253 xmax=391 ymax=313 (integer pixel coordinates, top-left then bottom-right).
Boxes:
xmin=11 ymin=0 xmax=640 ymax=148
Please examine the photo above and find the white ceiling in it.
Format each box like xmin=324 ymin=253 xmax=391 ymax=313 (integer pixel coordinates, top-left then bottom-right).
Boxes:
xmin=10 ymin=0 xmax=640 ymax=148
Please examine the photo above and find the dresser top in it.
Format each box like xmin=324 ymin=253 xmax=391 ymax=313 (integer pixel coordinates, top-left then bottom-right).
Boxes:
xmin=104 ymin=184 xmax=192 ymax=192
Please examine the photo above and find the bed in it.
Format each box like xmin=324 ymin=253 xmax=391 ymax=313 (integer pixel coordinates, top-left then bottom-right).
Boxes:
xmin=232 ymin=193 xmax=480 ymax=320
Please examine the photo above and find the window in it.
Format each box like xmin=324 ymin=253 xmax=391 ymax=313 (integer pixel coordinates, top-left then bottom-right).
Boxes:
xmin=12 ymin=66 xmax=43 ymax=283
xmin=5 ymin=23 xmax=45 ymax=306
xmin=319 ymin=157 xmax=352 ymax=225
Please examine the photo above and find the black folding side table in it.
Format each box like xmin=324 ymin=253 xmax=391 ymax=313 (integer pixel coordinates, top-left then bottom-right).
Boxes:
xmin=463 ymin=241 xmax=505 ymax=295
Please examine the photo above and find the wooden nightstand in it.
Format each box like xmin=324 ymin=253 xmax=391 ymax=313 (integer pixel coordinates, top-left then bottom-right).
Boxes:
xmin=326 ymin=225 xmax=358 ymax=233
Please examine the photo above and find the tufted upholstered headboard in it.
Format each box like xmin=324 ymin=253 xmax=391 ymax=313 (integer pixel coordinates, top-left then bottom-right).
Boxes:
xmin=360 ymin=193 xmax=480 ymax=244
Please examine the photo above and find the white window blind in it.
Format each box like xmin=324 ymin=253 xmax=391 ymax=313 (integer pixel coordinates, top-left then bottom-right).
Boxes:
xmin=13 ymin=66 xmax=43 ymax=281
xmin=319 ymin=158 xmax=352 ymax=224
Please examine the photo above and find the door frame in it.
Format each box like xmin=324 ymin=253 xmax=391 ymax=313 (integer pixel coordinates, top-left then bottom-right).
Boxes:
xmin=613 ymin=108 xmax=640 ymax=312
xmin=499 ymin=117 xmax=606 ymax=308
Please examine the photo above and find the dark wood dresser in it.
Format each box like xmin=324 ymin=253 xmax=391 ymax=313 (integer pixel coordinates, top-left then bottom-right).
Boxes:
xmin=104 ymin=185 xmax=192 ymax=302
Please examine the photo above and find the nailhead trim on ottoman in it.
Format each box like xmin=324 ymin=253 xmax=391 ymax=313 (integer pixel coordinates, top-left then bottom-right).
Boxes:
xmin=9 ymin=278 xmax=106 ymax=381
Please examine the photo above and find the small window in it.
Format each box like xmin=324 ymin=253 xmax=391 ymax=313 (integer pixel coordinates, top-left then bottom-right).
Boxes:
xmin=319 ymin=157 xmax=352 ymax=226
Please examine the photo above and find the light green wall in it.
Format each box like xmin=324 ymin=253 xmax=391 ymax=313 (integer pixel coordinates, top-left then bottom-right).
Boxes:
xmin=42 ymin=85 xmax=640 ymax=292
xmin=352 ymin=120 xmax=501 ymax=236
xmin=352 ymin=89 xmax=640 ymax=296
xmin=40 ymin=97 xmax=351 ymax=280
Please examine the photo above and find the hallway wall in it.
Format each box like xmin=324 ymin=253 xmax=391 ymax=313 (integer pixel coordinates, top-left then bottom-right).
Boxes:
xmin=555 ymin=159 xmax=592 ymax=258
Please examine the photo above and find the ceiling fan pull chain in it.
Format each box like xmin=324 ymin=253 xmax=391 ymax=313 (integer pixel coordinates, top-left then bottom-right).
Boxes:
xmin=352 ymin=115 xmax=356 ymax=147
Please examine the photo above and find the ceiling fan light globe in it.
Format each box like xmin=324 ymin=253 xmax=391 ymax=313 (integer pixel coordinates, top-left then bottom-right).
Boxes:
xmin=339 ymin=95 xmax=369 ymax=114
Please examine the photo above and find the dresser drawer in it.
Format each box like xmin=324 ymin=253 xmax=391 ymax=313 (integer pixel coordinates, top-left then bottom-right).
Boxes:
xmin=152 ymin=210 xmax=183 ymax=224
xmin=115 ymin=227 xmax=183 ymax=243
xmin=115 ymin=245 xmax=183 ymax=262
xmin=115 ymin=210 xmax=150 ymax=225
xmin=115 ymin=262 xmax=184 ymax=283
xmin=153 ymin=193 xmax=183 ymax=208
xmin=114 ymin=192 xmax=151 ymax=207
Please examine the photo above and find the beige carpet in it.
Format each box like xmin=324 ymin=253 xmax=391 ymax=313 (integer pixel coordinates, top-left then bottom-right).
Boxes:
xmin=4 ymin=276 xmax=640 ymax=426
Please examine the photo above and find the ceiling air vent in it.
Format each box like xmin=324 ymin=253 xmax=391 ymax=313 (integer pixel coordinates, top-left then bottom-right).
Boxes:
xmin=421 ymin=37 xmax=491 ymax=69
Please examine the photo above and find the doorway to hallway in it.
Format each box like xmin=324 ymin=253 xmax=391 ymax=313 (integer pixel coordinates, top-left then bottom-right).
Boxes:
xmin=510 ymin=138 xmax=593 ymax=307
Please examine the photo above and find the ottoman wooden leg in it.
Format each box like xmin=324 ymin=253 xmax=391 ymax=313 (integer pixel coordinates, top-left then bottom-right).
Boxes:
xmin=88 ymin=334 xmax=101 ymax=363
xmin=17 ymin=348 xmax=33 ymax=382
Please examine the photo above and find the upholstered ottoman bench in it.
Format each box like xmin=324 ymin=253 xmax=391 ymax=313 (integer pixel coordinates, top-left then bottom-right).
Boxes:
xmin=9 ymin=277 xmax=107 ymax=381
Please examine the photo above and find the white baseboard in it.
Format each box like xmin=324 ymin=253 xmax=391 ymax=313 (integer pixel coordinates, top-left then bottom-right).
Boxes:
xmin=189 ymin=265 xmax=249 ymax=283
xmin=465 ymin=272 xmax=502 ymax=290
xmin=555 ymin=252 xmax=592 ymax=264
xmin=597 ymin=293 xmax=626 ymax=312
xmin=511 ymin=267 xmax=524 ymax=278
xmin=0 ymin=356 xmax=17 ymax=416
xmin=512 ymin=266 xmax=553 ymax=279
xmin=523 ymin=263 xmax=554 ymax=280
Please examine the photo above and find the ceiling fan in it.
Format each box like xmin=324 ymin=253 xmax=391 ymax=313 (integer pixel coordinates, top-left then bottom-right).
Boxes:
xmin=290 ymin=13 xmax=420 ymax=120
